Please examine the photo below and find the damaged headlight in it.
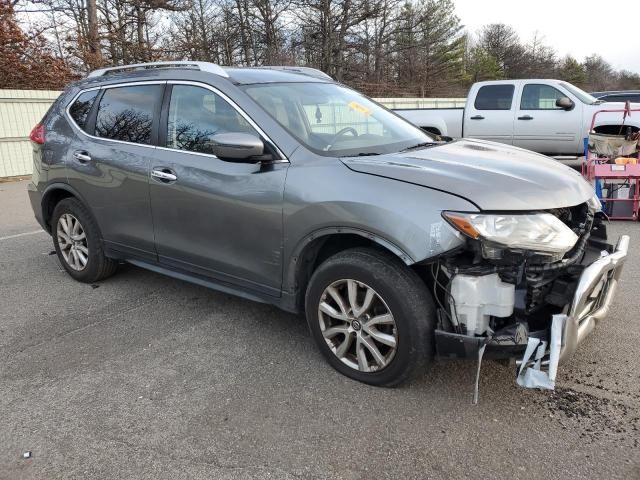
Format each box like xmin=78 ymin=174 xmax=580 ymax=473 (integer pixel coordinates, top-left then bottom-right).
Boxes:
xmin=442 ymin=212 xmax=578 ymax=254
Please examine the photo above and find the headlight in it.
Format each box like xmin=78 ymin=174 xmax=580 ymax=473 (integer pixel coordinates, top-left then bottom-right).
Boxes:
xmin=442 ymin=212 xmax=578 ymax=254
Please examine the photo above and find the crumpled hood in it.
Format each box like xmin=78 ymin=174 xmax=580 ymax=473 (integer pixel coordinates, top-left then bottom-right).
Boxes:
xmin=340 ymin=139 xmax=594 ymax=211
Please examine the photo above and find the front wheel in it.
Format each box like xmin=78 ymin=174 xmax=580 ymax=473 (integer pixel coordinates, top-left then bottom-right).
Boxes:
xmin=305 ymin=248 xmax=435 ymax=386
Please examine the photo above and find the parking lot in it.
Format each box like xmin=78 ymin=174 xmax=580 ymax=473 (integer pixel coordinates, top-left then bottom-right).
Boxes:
xmin=0 ymin=178 xmax=639 ymax=480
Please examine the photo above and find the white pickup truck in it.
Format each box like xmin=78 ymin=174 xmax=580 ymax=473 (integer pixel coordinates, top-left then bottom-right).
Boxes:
xmin=394 ymin=79 xmax=640 ymax=156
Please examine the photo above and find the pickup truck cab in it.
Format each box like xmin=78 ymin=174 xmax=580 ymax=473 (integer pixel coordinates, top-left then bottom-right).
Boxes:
xmin=396 ymin=79 xmax=640 ymax=156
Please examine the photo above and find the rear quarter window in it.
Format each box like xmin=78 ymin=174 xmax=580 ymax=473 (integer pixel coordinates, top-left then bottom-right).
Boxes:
xmin=95 ymin=84 xmax=163 ymax=144
xmin=474 ymin=85 xmax=515 ymax=110
xmin=69 ymin=90 xmax=99 ymax=131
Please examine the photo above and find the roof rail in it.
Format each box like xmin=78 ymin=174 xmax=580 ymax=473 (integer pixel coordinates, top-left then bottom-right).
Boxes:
xmin=258 ymin=66 xmax=332 ymax=81
xmin=87 ymin=61 xmax=229 ymax=78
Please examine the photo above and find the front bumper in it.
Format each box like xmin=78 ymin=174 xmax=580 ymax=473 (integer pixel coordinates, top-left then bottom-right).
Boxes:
xmin=559 ymin=234 xmax=629 ymax=362
xmin=434 ymin=234 xmax=630 ymax=364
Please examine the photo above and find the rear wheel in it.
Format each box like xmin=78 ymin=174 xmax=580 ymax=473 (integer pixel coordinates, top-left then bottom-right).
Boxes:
xmin=305 ymin=248 xmax=435 ymax=386
xmin=52 ymin=198 xmax=117 ymax=283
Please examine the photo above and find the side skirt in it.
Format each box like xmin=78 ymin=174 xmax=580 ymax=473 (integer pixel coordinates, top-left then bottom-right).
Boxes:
xmin=124 ymin=258 xmax=300 ymax=314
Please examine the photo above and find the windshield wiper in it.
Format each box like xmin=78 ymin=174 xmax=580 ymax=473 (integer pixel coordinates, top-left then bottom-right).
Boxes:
xmin=400 ymin=142 xmax=441 ymax=152
xmin=339 ymin=152 xmax=381 ymax=157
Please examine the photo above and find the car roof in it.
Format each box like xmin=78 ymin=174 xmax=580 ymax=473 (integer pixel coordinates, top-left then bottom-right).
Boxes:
xmin=71 ymin=64 xmax=331 ymax=90
xmin=224 ymin=67 xmax=329 ymax=84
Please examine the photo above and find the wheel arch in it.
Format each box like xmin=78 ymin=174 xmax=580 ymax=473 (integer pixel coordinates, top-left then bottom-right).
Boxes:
xmin=285 ymin=228 xmax=415 ymax=311
xmin=41 ymin=183 xmax=89 ymax=232
xmin=421 ymin=126 xmax=442 ymax=136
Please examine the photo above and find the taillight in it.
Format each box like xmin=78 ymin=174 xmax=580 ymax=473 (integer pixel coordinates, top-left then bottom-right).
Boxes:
xmin=29 ymin=123 xmax=45 ymax=145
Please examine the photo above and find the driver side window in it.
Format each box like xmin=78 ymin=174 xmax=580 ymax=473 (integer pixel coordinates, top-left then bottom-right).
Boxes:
xmin=520 ymin=84 xmax=566 ymax=110
xmin=166 ymin=85 xmax=256 ymax=154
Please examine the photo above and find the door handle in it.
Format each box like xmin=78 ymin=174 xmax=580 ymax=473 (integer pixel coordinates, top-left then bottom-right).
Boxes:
xmin=73 ymin=151 xmax=92 ymax=163
xmin=151 ymin=168 xmax=177 ymax=183
xmin=470 ymin=115 xmax=485 ymax=120
xmin=518 ymin=115 xmax=534 ymax=120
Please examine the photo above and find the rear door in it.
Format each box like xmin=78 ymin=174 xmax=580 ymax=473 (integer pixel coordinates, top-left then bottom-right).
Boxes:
xmin=463 ymin=83 xmax=516 ymax=144
xmin=148 ymin=82 xmax=288 ymax=296
xmin=512 ymin=83 xmax=582 ymax=155
xmin=66 ymin=82 xmax=164 ymax=261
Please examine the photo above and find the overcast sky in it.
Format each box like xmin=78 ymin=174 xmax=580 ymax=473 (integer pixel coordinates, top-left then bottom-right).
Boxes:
xmin=455 ymin=0 xmax=639 ymax=74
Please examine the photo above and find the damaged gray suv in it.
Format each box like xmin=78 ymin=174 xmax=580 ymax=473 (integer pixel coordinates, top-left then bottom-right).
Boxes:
xmin=28 ymin=62 xmax=628 ymax=390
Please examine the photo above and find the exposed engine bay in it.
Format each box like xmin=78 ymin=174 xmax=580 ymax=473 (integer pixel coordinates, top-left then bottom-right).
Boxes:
xmin=419 ymin=200 xmax=626 ymax=399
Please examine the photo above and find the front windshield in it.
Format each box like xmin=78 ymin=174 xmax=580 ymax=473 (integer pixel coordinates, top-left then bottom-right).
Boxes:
xmin=560 ymin=82 xmax=601 ymax=105
xmin=243 ymin=82 xmax=434 ymax=157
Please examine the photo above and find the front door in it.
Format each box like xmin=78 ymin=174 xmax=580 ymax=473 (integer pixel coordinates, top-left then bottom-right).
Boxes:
xmin=513 ymin=83 xmax=582 ymax=155
xmin=149 ymin=83 xmax=288 ymax=296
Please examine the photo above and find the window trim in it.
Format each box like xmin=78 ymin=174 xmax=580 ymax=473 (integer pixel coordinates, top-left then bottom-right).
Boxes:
xmin=519 ymin=83 xmax=567 ymax=111
xmin=474 ymin=84 xmax=515 ymax=111
xmin=65 ymin=80 xmax=288 ymax=163
xmin=68 ymin=89 xmax=101 ymax=132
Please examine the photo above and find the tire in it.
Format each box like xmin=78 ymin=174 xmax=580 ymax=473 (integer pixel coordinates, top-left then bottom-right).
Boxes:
xmin=51 ymin=197 xmax=117 ymax=283
xmin=305 ymin=247 xmax=435 ymax=387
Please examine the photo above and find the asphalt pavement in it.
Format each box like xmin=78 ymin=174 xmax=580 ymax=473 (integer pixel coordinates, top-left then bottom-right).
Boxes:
xmin=1 ymin=178 xmax=639 ymax=480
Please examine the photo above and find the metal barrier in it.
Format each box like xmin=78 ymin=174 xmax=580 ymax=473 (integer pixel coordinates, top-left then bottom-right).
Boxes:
xmin=0 ymin=89 xmax=61 ymax=177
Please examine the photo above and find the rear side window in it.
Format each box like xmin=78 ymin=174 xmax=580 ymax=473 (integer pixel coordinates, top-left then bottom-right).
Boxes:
xmin=95 ymin=85 xmax=163 ymax=144
xmin=69 ymin=90 xmax=99 ymax=131
xmin=474 ymin=85 xmax=515 ymax=110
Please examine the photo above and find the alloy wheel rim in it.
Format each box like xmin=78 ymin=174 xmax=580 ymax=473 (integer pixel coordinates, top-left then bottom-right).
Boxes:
xmin=56 ymin=214 xmax=89 ymax=271
xmin=318 ymin=279 xmax=398 ymax=372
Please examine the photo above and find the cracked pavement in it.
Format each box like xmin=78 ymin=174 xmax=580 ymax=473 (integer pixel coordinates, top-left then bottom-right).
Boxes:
xmin=1 ymin=179 xmax=639 ymax=479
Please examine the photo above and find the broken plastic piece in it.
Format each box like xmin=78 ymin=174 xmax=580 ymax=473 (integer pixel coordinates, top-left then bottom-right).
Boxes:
xmin=472 ymin=343 xmax=487 ymax=404
xmin=516 ymin=314 xmax=565 ymax=389
xmin=22 ymin=451 xmax=32 ymax=459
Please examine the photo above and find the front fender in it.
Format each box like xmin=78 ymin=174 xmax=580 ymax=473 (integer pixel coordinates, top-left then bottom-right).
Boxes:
xmin=282 ymin=157 xmax=476 ymax=291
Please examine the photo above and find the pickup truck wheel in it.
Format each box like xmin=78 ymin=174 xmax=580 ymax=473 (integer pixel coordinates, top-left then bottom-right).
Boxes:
xmin=305 ymin=248 xmax=435 ymax=386
xmin=52 ymin=198 xmax=118 ymax=283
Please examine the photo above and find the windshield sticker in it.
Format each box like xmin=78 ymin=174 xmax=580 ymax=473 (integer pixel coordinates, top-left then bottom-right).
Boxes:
xmin=348 ymin=101 xmax=371 ymax=116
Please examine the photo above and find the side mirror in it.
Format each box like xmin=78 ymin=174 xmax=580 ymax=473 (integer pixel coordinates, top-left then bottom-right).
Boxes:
xmin=206 ymin=133 xmax=264 ymax=161
xmin=556 ymin=97 xmax=574 ymax=110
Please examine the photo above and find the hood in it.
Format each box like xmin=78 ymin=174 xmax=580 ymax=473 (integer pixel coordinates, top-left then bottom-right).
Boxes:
xmin=340 ymin=139 xmax=594 ymax=211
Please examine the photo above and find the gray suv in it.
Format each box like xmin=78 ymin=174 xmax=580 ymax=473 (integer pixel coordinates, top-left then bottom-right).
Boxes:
xmin=28 ymin=62 xmax=628 ymax=389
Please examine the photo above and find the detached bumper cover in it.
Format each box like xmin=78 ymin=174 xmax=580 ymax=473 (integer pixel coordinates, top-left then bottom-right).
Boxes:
xmin=559 ymin=234 xmax=629 ymax=362
xmin=515 ymin=235 xmax=629 ymax=389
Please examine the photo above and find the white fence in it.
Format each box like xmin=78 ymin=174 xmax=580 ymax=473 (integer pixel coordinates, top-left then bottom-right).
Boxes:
xmin=0 ymin=90 xmax=465 ymax=177
xmin=0 ymin=90 xmax=62 ymax=177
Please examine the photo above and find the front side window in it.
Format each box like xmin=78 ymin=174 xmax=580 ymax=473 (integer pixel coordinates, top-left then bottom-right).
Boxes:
xmin=244 ymin=82 xmax=434 ymax=157
xmin=520 ymin=84 xmax=566 ymax=110
xmin=166 ymin=85 xmax=256 ymax=154
xmin=95 ymin=84 xmax=163 ymax=144
xmin=474 ymin=85 xmax=515 ymax=110
xmin=69 ymin=90 xmax=99 ymax=131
